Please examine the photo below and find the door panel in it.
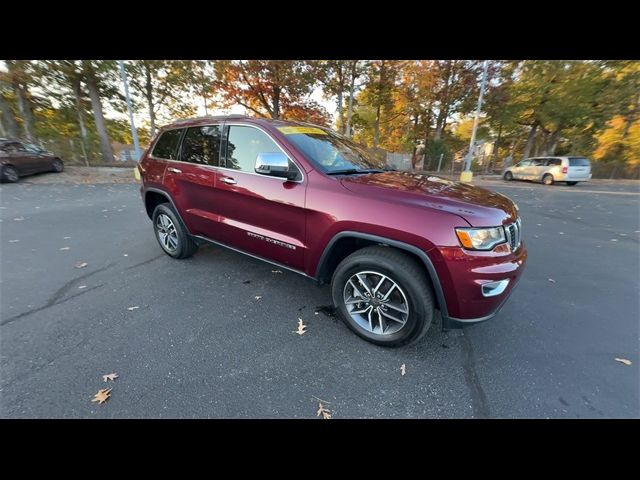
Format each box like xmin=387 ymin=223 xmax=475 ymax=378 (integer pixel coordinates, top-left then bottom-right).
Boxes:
xmin=212 ymin=170 xmax=306 ymax=270
xmin=205 ymin=124 xmax=307 ymax=271
xmin=163 ymin=124 xmax=223 ymax=239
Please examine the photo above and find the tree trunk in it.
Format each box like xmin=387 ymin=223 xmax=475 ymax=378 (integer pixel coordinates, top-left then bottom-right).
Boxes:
xmin=145 ymin=64 xmax=156 ymax=137
xmin=487 ymin=122 xmax=502 ymax=173
xmin=0 ymin=94 xmax=19 ymax=137
xmin=374 ymin=102 xmax=381 ymax=148
xmin=71 ymin=76 xmax=89 ymax=166
xmin=84 ymin=62 xmax=114 ymax=162
xmin=522 ymin=122 xmax=538 ymax=160
xmin=345 ymin=62 xmax=357 ymax=138
xmin=336 ymin=89 xmax=344 ymax=134
xmin=272 ymin=86 xmax=281 ymax=119
xmin=545 ymin=128 xmax=562 ymax=155
xmin=434 ymin=61 xmax=453 ymax=140
xmin=15 ymin=85 xmax=35 ymax=140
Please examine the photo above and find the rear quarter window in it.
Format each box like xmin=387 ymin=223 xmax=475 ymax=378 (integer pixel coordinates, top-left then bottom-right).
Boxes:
xmin=569 ymin=157 xmax=590 ymax=167
xmin=152 ymin=128 xmax=184 ymax=160
xmin=547 ymin=159 xmax=562 ymax=166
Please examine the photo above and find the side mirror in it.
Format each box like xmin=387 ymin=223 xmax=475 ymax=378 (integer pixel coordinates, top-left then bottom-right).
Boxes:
xmin=255 ymin=152 xmax=297 ymax=180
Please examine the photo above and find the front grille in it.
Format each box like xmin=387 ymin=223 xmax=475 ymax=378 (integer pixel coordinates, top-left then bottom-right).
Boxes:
xmin=504 ymin=218 xmax=522 ymax=251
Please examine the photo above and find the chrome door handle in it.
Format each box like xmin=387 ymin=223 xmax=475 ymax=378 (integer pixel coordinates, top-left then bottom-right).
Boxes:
xmin=221 ymin=177 xmax=237 ymax=185
xmin=167 ymin=167 xmax=182 ymax=174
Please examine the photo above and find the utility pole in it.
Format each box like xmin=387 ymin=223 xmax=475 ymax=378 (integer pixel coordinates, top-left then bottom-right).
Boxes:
xmin=460 ymin=60 xmax=489 ymax=182
xmin=118 ymin=60 xmax=141 ymax=161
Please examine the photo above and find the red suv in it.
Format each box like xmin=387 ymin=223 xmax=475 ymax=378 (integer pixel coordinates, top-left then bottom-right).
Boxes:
xmin=138 ymin=115 xmax=527 ymax=347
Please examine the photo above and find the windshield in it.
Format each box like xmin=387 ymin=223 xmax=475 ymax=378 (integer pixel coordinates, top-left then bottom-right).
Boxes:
xmin=280 ymin=126 xmax=387 ymax=174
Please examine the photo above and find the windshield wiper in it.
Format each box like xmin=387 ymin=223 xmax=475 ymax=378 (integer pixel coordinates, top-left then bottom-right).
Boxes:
xmin=326 ymin=168 xmax=385 ymax=175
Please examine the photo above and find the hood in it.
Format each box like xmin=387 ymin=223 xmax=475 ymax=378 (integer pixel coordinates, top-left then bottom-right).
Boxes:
xmin=340 ymin=171 xmax=519 ymax=227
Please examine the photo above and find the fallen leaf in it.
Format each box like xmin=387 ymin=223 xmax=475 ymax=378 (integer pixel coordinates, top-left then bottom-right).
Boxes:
xmin=619 ymin=233 xmax=627 ymax=236
xmin=271 ymin=270 xmax=283 ymax=274
xmin=400 ymin=364 xmax=407 ymax=376
xmin=63 ymin=236 xmax=72 ymax=239
xmin=610 ymin=239 xmax=618 ymax=242
xmin=78 ymin=285 xmax=87 ymax=289
xmin=59 ymin=247 xmax=71 ymax=251
xmin=9 ymin=239 xmax=19 ymax=243
xmin=295 ymin=318 xmax=307 ymax=336
xmin=614 ymin=358 xmax=632 ymax=366
xmin=102 ymin=373 xmax=119 ymax=382
xmin=74 ymin=262 xmax=88 ymax=269
xmin=14 ymin=217 xmax=25 ymax=221
xmin=91 ymin=388 xmax=112 ymax=404
xmin=254 ymin=295 xmax=262 ymax=300
xmin=123 ymin=254 xmax=128 ymax=257
xmin=559 ymin=232 xmax=564 ymax=235
xmin=127 ymin=306 xmax=139 ymax=311
xmin=548 ymin=278 xmax=556 ymax=283
xmin=316 ymin=402 xmax=332 ymax=419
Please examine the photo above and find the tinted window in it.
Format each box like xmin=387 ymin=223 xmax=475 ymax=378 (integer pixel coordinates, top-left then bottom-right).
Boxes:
xmin=547 ymin=158 xmax=562 ymax=166
xmin=518 ymin=160 xmax=532 ymax=167
xmin=180 ymin=125 xmax=222 ymax=166
xmin=1 ymin=142 xmax=25 ymax=152
xmin=532 ymin=158 xmax=547 ymax=166
xmin=569 ymin=157 xmax=590 ymax=167
xmin=226 ymin=126 xmax=281 ymax=172
xmin=152 ymin=129 xmax=183 ymax=160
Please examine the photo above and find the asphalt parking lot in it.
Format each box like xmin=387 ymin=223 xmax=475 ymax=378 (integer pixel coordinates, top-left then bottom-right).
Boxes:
xmin=1 ymin=177 xmax=638 ymax=418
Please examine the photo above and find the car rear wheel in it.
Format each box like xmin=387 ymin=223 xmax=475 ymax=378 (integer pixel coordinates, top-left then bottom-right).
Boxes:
xmin=1 ymin=165 xmax=19 ymax=183
xmin=566 ymin=181 xmax=578 ymax=186
xmin=52 ymin=158 xmax=64 ymax=173
xmin=152 ymin=203 xmax=198 ymax=259
xmin=503 ymin=171 xmax=513 ymax=181
xmin=331 ymin=246 xmax=434 ymax=347
xmin=542 ymin=174 xmax=554 ymax=185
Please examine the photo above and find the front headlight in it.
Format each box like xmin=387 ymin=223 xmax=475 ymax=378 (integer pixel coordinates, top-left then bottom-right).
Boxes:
xmin=455 ymin=226 xmax=506 ymax=251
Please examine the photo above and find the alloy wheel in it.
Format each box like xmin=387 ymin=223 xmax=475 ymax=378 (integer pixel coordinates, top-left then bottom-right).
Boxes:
xmin=155 ymin=213 xmax=179 ymax=253
xmin=343 ymin=270 xmax=409 ymax=335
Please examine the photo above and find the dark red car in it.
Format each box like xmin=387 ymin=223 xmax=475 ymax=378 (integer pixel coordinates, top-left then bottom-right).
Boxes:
xmin=138 ymin=116 xmax=527 ymax=347
xmin=0 ymin=139 xmax=64 ymax=182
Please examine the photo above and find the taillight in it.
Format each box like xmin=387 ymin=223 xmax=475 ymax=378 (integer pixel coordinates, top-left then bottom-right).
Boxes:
xmin=562 ymin=166 xmax=568 ymax=174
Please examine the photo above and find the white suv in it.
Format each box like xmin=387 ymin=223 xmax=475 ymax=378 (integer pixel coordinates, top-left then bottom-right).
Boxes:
xmin=503 ymin=156 xmax=592 ymax=186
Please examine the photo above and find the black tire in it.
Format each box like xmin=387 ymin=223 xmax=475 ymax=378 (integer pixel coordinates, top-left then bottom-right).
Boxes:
xmin=52 ymin=158 xmax=64 ymax=173
xmin=503 ymin=171 xmax=513 ymax=181
xmin=151 ymin=203 xmax=198 ymax=259
xmin=566 ymin=181 xmax=578 ymax=186
xmin=542 ymin=173 xmax=554 ymax=185
xmin=1 ymin=165 xmax=19 ymax=183
xmin=331 ymin=246 xmax=434 ymax=347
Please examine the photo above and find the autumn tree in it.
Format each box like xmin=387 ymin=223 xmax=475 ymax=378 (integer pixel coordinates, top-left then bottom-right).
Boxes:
xmin=213 ymin=60 xmax=328 ymax=123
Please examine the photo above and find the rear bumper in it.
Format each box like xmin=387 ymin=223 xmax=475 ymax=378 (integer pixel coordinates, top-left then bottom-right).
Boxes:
xmin=430 ymin=243 xmax=528 ymax=329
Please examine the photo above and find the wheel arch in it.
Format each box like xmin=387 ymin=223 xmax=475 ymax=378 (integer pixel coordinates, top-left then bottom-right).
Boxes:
xmin=144 ymin=188 xmax=190 ymax=232
xmin=315 ymin=231 xmax=449 ymax=322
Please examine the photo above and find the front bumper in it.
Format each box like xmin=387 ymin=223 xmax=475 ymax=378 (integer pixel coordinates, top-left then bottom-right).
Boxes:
xmin=429 ymin=243 xmax=528 ymax=329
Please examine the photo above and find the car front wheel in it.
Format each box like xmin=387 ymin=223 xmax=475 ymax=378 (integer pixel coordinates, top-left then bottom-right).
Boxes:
xmin=331 ymin=246 xmax=434 ymax=347
xmin=1 ymin=165 xmax=19 ymax=183
xmin=152 ymin=203 xmax=198 ymax=259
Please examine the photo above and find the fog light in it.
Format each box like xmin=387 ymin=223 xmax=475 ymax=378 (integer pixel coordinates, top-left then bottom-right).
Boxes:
xmin=481 ymin=279 xmax=509 ymax=297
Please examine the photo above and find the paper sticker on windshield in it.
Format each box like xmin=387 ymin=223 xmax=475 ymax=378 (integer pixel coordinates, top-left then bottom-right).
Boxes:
xmin=277 ymin=126 xmax=327 ymax=135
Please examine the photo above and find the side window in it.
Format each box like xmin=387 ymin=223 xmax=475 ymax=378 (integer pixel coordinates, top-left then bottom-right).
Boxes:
xmin=517 ymin=160 xmax=531 ymax=167
xmin=532 ymin=158 xmax=547 ymax=166
xmin=225 ymin=125 xmax=281 ymax=173
xmin=5 ymin=142 xmax=25 ymax=152
xmin=180 ymin=125 xmax=222 ymax=166
xmin=547 ymin=158 xmax=561 ymax=166
xmin=151 ymin=128 xmax=183 ymax=160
